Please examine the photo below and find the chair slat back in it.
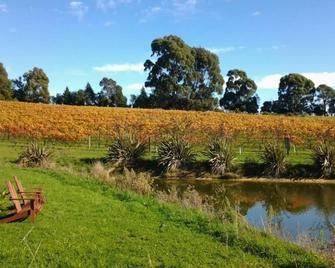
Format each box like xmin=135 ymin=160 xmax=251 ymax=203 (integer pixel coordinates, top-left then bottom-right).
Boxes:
xmin=6 ymin=181 xmax=22 ymax=212
xmin=14 ymin=177 xmax=29 ymax=205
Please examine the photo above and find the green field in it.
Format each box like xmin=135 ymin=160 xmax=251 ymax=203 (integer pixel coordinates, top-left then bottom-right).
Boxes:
xmin=0 ymin=142 xmax=332 ymax=267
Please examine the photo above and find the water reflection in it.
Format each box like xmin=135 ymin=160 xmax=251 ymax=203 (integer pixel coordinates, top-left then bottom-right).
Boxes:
xmin=156 ymin=180 xmax=335 ymax=241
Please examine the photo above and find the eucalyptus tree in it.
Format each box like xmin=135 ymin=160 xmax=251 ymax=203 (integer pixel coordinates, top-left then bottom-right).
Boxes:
xmin=0 ymin=63 xmax=13 ymax=100
xmin=277 ymin=73 xmax=314 ymax=114
xmin=220 ymin=69 xmax=259 ymax=113
xmin=13 ymin=67 xmax=50 ymax=103
xmin=143 ymin=35 xmax=224 ymax=110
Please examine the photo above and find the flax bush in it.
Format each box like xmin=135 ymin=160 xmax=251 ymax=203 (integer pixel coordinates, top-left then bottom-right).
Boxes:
xmin=106 ymin=133 xmax=147 ymax=167
xmin=261 ymin=142 xmax=287 ymax=177
xmin=157 ymin=135 xmax=195 ymax=172
xmin=313 ymin=141 xmax=335 ymax=178
xmin=17 ymin=142 xmax=52 ymax=167
xmin=206 ymin=138 xmax=235 ymax=175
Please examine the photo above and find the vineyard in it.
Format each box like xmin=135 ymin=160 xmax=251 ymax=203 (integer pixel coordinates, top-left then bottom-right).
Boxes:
xmin=0 ymin=101 xmax=334 ymax=144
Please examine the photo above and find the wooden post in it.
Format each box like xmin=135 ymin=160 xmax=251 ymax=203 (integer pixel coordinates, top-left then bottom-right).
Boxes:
xmin=149 ymin=137 xmax=151 ymax=152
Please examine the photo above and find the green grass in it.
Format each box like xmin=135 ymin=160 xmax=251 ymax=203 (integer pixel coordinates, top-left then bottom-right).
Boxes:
xmin=0 ymin=165 xmax=330 ymax=267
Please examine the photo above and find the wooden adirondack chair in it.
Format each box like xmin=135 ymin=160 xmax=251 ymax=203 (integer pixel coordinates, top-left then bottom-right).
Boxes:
xmin=0 ymin=177 xmax=44 ymax=224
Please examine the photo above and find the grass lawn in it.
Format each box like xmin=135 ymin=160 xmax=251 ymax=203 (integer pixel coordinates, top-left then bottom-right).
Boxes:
xmin=0 ymin=165 xmax=330 ymax=267
xmin=0 ymin=140 xmax=331 ymax=266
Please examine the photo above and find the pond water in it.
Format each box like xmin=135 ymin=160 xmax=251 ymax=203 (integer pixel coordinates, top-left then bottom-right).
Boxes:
xmin=156 ymin=179 xmax=335 ymax=242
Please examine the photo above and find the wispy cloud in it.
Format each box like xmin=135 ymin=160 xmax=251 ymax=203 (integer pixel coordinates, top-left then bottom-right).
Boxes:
xmin=97 ymin=0 xmax=135 ymax=10
xmin=0 ymin=4 xmax=8 ymax=12
xmin=257 ymin=45 xmax=287 ymax=52
xmin=252 ymin=11 xmax=261 ymax=16
xmin=256 ymin=72 xmax=335 ymax=89
xmin=172 ymin=0 xmax=198 ymax=12
xmin=93 ymin=63 xmax=144 ymax=73
xmin=139 ymin=0 xmax=199 ymax=23
xmin=208 ymin=46 xmax=245 ymax=55
xmin=69 ymin=1 xmax=88 ymax=20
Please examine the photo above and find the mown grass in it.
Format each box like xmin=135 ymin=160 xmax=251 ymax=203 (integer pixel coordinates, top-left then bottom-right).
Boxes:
xmin=0 ymin=165 xmax=330 ymax=267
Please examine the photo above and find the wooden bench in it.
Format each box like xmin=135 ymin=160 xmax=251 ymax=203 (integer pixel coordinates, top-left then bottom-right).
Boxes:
xmin=0 ymin=177 xmax=44 ymax=224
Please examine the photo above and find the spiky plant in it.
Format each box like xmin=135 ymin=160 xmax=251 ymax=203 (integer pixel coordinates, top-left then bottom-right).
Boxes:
xmin=313 ymin=141 xmax=335 ymax=178
xmin=17 ymin=142 xmax=52 ymax=167
xmin=261 ymin=142 xmax=286 ymax=177
xmin=157 ymin=135 xmax=195 ymax=172
xmin=106 ymin=133 xmax=147 ymax=166
xmin=206 ymin=138 xmax=235 ymax=175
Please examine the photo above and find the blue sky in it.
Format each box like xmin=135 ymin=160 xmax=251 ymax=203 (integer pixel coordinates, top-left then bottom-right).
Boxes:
xmin=1 ymin=0 xmax=335 ymax=104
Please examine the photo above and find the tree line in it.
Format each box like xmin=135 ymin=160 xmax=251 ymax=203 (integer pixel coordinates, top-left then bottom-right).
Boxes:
xmin=1 ymin=35 xmax=334 ymax=115
xmin=0 ymin=64 xmax=127 ymax=107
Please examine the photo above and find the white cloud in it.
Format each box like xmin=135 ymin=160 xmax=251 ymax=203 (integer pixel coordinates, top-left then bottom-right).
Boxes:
xmin=139 ymin=6 xmax=163 ymax=23
xmin=172 ymin=0 xmax=198 ymax=12
xmin=69 ymin=1 xmax=88 ymax=19
xmin=256 ymin=74 xmax=282 ymax=89
xmin=252 ymin=11 xmax=261 ymax=16
xmin=0 ymin=4 xmax=8 ymax=12
xmin=208 ymin=46 xmax=244 ymax=55
xmin=140 ymin=0 xmax=198 ymax=23
xmin=93 ymin=63 xmax=144 ymax=73
xmin=97 ymin=0 xmax=135 ymax=10
xmin=125 ymin=83 xmax=144 ymax=91
xmin=256 ymin=72 xmax=335 ymax=89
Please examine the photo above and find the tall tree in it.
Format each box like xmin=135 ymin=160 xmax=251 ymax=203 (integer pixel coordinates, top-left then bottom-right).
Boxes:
xmin=144 ymin=35 xmax=224 ymax=110
xmin=12 ymin=76 xmax=26 ymax=101
xmin=188 ymin=48 xmax=224 ymax=110
xmin=84 ymin=82 xmax=96 ymax=105
xmin=13 ymin=67 xmax=50 ymax=103
xmin=23 ymin=67 xmax=50 ymax=103
xmin=220 ymin=69 xmax=259 ymax=113
xmin=277 ymin=73 xmax=314 ymax=114
xmin=97 ymin=78 xmax=127 ymax=107
xmin=312 ymin=84 xmax=335 ymax=115
xmin=132 ymin=87 xmax=151 ymax=108
xmin=73 ymin=89 xmax=86 ymax=106
xmin=144 ymin=35 xmax=195 ymax=108
xmin=0 ymin=63 xmax=13 ymax=100
xmin=62 ymin=87 xmax=74 ymax=105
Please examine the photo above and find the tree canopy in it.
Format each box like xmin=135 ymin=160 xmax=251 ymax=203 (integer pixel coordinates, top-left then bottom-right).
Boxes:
xmin=13 ymin=67 xmax=50 ymax=103
xmin=312 ymin=84 xmax=335 ymax=115
xmin=277 ymin=73 xmax=315 ymax=114
xmin=0 ymin=63 xmax=12 ymax=100
xmin=142 ymin=35 xmax=224 ymax=110
xmin=220 ymin=69 xmax=259 ymax=113
xmin=97 ymin=78 xmax=127 ymax=107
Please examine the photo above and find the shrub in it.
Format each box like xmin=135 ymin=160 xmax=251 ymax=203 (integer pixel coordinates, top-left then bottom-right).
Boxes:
xmin=106 ymin=133 xmax=147 ymax=167
xmin=313 ymin=141 xmax=335 ymax=178
xmin=206 ymin=138 xmax=235 ymax=175
xmin=17 ymin=142 xmax=52 ymax=167
xmin=261 ymin=142 xmax=286 ymax=177
xmin=114 ymin=168 xmax=153 ymax=195
xmin=157 ymin=135 xmax=195 ymax=172
xmin=90 ymin=161 xmax=111 ymax=183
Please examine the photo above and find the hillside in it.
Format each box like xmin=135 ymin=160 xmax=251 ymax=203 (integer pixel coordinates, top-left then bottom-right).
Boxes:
xmin=0 ymin=101 xmax=334 ymax=143
xmin=0 ymin=164 xmax=329 ymax=267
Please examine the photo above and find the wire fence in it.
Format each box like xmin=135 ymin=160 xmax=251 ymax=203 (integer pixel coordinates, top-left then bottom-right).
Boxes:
xmin=0 ymin=133 xmax=316 ymax=161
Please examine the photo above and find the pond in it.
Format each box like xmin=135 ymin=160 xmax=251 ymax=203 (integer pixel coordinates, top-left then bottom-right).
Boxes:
xmin=156 ymin=179 xmax=335 ymax=243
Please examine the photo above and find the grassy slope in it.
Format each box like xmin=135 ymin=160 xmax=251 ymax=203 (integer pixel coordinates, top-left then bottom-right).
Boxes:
xmin=0 ymin=164 xmax=330 ymax=267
